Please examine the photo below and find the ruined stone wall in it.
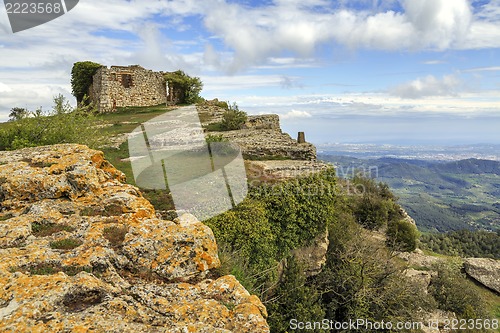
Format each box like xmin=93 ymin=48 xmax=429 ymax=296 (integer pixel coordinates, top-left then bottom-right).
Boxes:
xmin=91 ymin=65 xmax=167 ymax=112
xmin=244 ymin=115 xmax=280 ymax=130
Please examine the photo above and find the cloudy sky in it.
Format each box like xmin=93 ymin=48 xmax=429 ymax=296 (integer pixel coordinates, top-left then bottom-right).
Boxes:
xmin=0 ymin=0 xmax=499 ymax=145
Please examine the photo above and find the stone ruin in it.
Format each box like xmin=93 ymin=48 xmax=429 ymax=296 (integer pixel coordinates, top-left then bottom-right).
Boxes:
xmin=90 ymin=65 xmax=182 ymax=113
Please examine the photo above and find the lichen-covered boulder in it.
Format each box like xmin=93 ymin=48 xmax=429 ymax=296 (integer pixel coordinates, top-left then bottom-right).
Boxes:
xmin=0 ymin=144 xmax=269 ymax=332
xmin=464 ymin=258 xmax=500 ymax=294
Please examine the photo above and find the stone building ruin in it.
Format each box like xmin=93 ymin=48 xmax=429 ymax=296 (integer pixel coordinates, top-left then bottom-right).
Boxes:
xmin=90 ymin=65 xmax=181 ymax=113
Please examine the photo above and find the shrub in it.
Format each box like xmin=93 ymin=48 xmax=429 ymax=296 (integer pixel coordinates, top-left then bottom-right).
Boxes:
xmin=386 ymin=219 xmax=419 ymax=252
xmin=266 ymin=256 xmax=325 ymax=333
xmin=71 ymin=61 xmax=102 ymax=104
xmin=205 ymin=134 xmax=228 ymax=143
xmin=50 ymin=238 xmax=82 ymax=250
xmin=250 ymin=169 xmax=337 ymax=254
xmin=353 ymin=194 xmax=391 ymax=229
xmin=8 ymin=107 xmax=29 ymax=121
xmin=0 ymin=95 xmax=106 ymax=151
xmin=205 ymin=199 xmax=277 ymax=271
xmin=103 ymin=226 xmax=128 ymax=247
xmin=430 ymin=262 xmax=488 ymax=319
xmin=221 ymin=103 xmax=247 ymax=130
xmin=164 ymin=70 xmax=203 ymax=104
xmin=31 ymin=222 xmax=75 ymax=237
xmin=314 ymin=209 xmax=434 ymax=326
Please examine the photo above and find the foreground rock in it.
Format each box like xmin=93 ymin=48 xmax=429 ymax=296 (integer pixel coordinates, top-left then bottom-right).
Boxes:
xmin=464 ymin=258 xmax=500 ymax=294
xmin=0 ymin=144 xmax=269 ymax=332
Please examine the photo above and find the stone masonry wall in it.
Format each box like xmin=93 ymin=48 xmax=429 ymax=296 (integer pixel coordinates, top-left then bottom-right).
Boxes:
xmin=91 ymin=65 xmax=167 ymax=113
xmin=244 ymin=115 xmax=280 ymax=130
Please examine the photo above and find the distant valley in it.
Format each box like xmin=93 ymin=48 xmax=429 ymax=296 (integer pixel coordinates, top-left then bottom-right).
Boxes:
xmin=319 ymin=150 xmax=500 ymax=232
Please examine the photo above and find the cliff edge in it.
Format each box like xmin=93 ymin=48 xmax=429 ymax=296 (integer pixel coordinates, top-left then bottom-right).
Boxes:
xmin=0 ymin=144 xmax=269 ymax=332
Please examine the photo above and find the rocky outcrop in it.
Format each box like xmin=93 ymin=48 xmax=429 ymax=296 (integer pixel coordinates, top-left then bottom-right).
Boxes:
xmin=418 ymin=310 xmax=457 ymax=333
xmin=404 ymin=268 xmax=434 ymax=294
xmin=217 ymin=129 xmax=316 ymax=161
xmin=246 ymin=160 xmax=330 ymax=183
xmin=464 ymin=258 xmax=500 ymax=294
xmin=291 ymin=228 xmax=329 ymax=277
xmin=197 ymin=103 xmax=316 ymax=161
xmin=397 ymin=248 xmax=444 ymax=268
xmin=244 ymin=115 xmax=280 ymax=130
xmin=0 ymin=144 xmax=269 ymax=332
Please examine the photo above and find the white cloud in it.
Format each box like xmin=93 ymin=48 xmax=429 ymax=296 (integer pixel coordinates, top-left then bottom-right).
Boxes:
xmin=422 ymin=60 xmax=447 ymax=65
xmin=199 ymin=0 xmax=486 ymax=71
xmin=279 ymin=109 xmax=312 ymax=119
xmin=389 ymin=74 xmax=462 ymax=99
xmin=0 ymin=0 xmax=499 ymax=118
xmin=463 ymin=66 xmax=500 ymax=72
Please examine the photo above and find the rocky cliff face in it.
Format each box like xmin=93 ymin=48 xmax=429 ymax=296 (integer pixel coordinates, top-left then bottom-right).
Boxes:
xmin=0 ymin=144 xmax=269 ymax=332
xmin=464 ymin=258 xmax=500 ymax=294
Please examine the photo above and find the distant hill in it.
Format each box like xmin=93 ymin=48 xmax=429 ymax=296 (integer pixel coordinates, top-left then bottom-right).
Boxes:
xmin=434 ymin=158 xmax=500 ymax=175
xmin=319 ymin=155 xmax=500 ymax=232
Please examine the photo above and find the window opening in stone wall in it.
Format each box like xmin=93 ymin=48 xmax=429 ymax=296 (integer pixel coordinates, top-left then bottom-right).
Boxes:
xmin=110 ymin=73 xmax=117 ymax=81
xmin=121 ymin=74 xmax=133 ymax=88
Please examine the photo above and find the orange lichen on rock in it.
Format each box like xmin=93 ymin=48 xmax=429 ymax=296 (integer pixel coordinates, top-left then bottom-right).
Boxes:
xmin=0 ymin=144 xmax=269 ymax=332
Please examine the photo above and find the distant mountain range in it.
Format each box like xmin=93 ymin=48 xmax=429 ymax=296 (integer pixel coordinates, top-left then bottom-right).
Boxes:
xmin=317 ymin=143 xmax=500 ymax=161
xmin=319 ymin=155 xmax=500 ymax=232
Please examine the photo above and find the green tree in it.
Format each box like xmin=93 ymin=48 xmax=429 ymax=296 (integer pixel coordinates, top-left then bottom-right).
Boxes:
xmin=8 ymin=107 xmax=29 ymax=122
xmin=386 ymin=219 xmax=419 ymax=252
xmin=71 ymin=61 xmax=102 ymax=104
xmin=266 ymin=256 xmax=325 ymax=333
xmin=52 ymin=94 xmax=73 ymax=114
xmin=164 ymin=70 xmax=203 ymax=104
xmin=315 ymin=204 xmax=433 ymax=329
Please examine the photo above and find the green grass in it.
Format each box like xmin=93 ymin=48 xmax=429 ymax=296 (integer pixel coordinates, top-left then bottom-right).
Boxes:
xmin=205 ymin=122 xmax=225 ymax=131
xmin=0 ymin=213 xmax=13 ymax=221
xmin=10 ymin=263 xmax=93 ymax=276
xmin=103 ymin=226 xmax=128 ymax=247
xmin=96 ymin=104 xmax=177 ymax=136
xmin=50 ymin=238 xmax=82 ymax=250
xmin=31 ymin=222 xmax=75 ymax=237
xmin=101 ymin=141 xmax=135 ymax=185
xmin=80 ymin=204 xmax=123 ymax=217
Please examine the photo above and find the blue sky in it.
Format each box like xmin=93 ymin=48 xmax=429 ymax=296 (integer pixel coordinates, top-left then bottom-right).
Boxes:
xmin=0 ymin=0 xmax=499 ymax=145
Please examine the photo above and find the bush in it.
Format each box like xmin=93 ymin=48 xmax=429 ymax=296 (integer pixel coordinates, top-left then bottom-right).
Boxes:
xmin=250 ymin=170 xmax=337 ymax=254
xmin=8 ymin=107 xmax=29 ymax=121
xmin=205 ymin=199 xmax=277 ymax=271
xmin=31 ymin=222 xmax=75 ymax=237
xmin=266 ymin=256 xmax=325 ymax=333
xmin=71 ymin=61 xmax=102 ymax=104
xmin=430 ymin=262 xmax=488 ymax=320
xmin=164 ymin=70 xmax=203 ymax=104
xmin=205 ymin=134 xmax=228 ymax=143
xmin=386 ymin=219 xmax=419 ymax=252
xmin=50 ymin=238 xmax=82 ymax=250
xmin=103 ymin=226 xmax=128 ymax=247
xmin=348 ymin=176 xmax=402 ymax=230
xmin=313 ymin=208 xmax=434 ymax=326
xmin=0 ymin=95 xmax=106 ymax=151
xmin=221 ymin=103 xmax=247 ymax=130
